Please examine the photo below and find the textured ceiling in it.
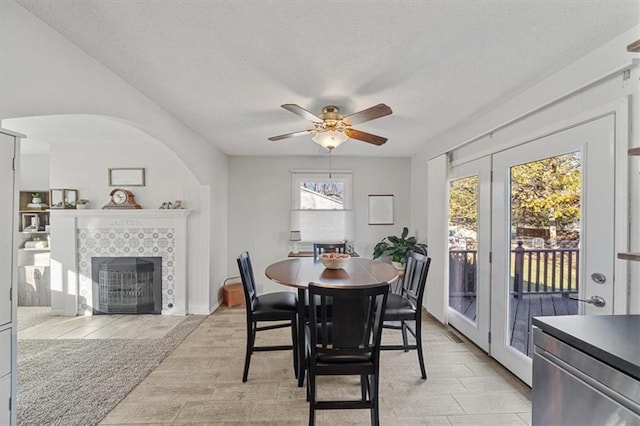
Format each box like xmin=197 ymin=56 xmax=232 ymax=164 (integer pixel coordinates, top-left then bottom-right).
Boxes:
xmin=12 ymin=0 xmax=640 ymax=157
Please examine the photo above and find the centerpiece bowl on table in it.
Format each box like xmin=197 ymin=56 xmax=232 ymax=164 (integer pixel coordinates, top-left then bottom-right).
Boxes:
xmin=319 ymin=253 xmax=351 ymax=269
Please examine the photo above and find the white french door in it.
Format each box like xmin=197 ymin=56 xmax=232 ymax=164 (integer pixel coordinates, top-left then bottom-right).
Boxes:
xmin=447 ymin=157 xmax=491 ymax=351
xmin=490 ymin=115 xmax=615 ymax=385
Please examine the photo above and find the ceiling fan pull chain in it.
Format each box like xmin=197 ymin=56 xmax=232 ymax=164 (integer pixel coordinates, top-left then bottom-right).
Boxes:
xmin=329 ymin=149 xmax=332 ymax=178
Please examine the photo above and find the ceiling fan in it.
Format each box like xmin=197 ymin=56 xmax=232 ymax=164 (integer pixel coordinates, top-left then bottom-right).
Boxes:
xmin=268 ymin=103 xmax=393 ymax=150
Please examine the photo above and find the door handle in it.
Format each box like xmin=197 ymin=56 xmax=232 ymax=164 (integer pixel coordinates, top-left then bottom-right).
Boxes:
xmin=569 ymin=294 xmax=606 ymax=308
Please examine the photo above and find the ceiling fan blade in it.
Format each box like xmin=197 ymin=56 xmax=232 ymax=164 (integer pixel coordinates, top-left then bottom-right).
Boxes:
xmin=281 ymin=104 xmax=323 ymax=122
xmin=342 ymin=103 xmax=392 ymax=126
xmin=344 ymin=128 xmax=387 ymax=146
xmin=268 ymin=129 xmax=314 ymax=141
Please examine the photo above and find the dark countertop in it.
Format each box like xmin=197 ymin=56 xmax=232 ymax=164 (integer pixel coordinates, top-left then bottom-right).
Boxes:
xmin=533 ymin=315 xmax=640 ymax=380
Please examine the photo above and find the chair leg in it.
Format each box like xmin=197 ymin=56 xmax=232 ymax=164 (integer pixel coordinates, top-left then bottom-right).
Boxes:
xmin=415 ymin=317 xmax=427 ymax=379
xmin=401 ymin=320 xmax=409 ymax=352
xmin=242 ymin=322 xmax=255 ymax=382
xmin=308 ymin=370 xmax=316 ymax=426
xmin=291 ymin=316 xmax=298 ymax=379
xmin=360 ymin=374 xmax=369 ymax=400
xmin=297 ymin=288 xmax=306 ymax=388
xmin=371 ymin=373 xmax=380 ymax=426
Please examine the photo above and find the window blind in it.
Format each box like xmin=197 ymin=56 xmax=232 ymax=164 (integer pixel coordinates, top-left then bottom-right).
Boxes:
xmin=290 ymin=210 xmax=354 ymax=245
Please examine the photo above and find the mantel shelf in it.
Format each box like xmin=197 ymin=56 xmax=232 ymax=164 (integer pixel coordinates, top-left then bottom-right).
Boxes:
xmin=617 ymin=252 xmax=640 ymax=262
xmin=49 ymin=209 xmax=192 ymax=218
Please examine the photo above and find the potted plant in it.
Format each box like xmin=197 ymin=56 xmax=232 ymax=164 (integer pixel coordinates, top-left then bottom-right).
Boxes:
xmin=31 ymin=192 xmax=42 ymax=204
xmin=76 ymin=199 xmax=90 ymax=209
xmin=372 ymin=227 xmax=428 ymax=270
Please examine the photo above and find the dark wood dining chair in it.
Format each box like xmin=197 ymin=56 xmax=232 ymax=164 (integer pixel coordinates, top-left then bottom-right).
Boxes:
xmin=312 ymin=243 xmax=346 ymax=259
xmin=381 ymin=250 xmax=431 ymax=379
xmin=236 ymin=251 xmax=298 ymax=382
xmin=306 ymin=282 xmax=389 ymax=426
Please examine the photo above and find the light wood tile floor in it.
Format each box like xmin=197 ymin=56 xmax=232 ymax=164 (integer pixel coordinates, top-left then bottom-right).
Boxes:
xmin=97 ymin=306 xmax=531 ymax=425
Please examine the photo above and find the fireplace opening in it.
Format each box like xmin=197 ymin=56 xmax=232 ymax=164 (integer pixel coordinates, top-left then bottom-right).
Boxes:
xmin=91 ymin=257 xmax=162 ymax=314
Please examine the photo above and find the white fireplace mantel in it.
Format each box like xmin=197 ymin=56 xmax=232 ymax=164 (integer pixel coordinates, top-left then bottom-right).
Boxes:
xmin=50 ymin=209 xmax=191 ymax=316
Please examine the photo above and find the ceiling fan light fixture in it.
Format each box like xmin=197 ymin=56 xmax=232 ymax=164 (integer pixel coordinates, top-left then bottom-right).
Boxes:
xmin=312 ymin=129 xmax=348 ymax=150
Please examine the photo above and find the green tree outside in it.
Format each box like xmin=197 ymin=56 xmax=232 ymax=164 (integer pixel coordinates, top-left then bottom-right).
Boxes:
xmin=510 ymin=152 xmax=581 ymax=230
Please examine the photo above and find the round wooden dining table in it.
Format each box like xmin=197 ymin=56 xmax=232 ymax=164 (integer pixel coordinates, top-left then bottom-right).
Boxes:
xmin=265 ymin=256 xmax=399 ymax=289
xmin=265 ymin=257 xmax=399 ymax=386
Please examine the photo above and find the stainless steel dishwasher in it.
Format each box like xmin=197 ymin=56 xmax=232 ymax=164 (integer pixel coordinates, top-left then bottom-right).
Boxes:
xmin=533 ymin=326 xmax=640 ymax=426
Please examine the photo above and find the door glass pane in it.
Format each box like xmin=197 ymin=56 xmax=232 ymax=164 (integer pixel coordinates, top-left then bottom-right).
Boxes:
xmin=448 ymin=175 xmax=478 ymax=323
xmin=508 ymin=152 xmax=581 ymax=357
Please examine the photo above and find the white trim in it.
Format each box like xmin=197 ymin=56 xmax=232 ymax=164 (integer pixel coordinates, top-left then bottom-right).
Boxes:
xmin=0 ymin=127 xmax=26 ymax=138
xmin=51 ymin=209 xmax=192 ymax=218
xmin=426 ymin=154 xmax=449 ymax=324
xmin=290 ymin=169 xmax=352 ymax=174
xmin=613 ymin=98 xmax=630 ymax=314
xmin=447 ymin=156 xmax=491 ymax=352
xmin=451 ymin=97 xmax=634 ymax=167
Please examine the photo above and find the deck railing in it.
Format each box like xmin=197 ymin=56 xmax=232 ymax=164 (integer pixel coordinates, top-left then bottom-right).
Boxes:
xmin=449 ymin=241 xmax=579 ymax=298
xmin=512 ymin=240 xmax=579 ymax=298
xmin=449 ymin=250 xmax=478 ymax=296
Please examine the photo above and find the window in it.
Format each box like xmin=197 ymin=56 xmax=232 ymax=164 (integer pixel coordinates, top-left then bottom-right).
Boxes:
xmin=291 ymin=171 xmax=354 ymax=244
xmin=292 ymin=172 xmax=352 ymax=209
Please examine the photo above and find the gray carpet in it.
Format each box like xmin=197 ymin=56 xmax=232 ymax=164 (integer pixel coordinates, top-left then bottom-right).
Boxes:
xmin=17 ymin=314 xmax=207 ymax=426
xmin=17 ymin=307 xmax=53 ymax=331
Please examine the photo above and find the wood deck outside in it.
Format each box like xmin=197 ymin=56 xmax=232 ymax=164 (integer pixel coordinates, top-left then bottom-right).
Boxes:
xmin=448 ymin=293 xmax=578 ymax=356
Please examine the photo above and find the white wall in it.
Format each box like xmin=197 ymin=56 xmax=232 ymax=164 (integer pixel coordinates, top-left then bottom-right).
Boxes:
xmin=1 ymin=0 xmax=229 ymax=314
xmin=412 ymin=26 xmax=640 ymax=319
xmin=48 ymin=142 xmax=200 ymax=211
xmin=228 ymin=155 xmax=412 ymax=294
xmin=18 ymin=155 xmax=48 ymax=190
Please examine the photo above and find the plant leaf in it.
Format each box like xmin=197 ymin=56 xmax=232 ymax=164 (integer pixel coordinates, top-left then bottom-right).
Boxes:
xmin=401 ymin=227 xmax=409 ymax=239
xmin=372 ymin=242 xmax=388 ymax=259
xmin=387 ymin=236 xmax=401 ymax=245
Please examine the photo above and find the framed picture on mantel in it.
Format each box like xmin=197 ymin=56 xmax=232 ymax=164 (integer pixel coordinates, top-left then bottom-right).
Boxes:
xmin=368 ymin=194 xmax=394 ymax=225
xmin=108 ymin=168 xmax=145 ymax=187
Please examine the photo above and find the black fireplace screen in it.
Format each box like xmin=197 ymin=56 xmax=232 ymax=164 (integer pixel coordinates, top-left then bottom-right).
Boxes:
xmin=92 ymin=257 xmax=162 ymax=314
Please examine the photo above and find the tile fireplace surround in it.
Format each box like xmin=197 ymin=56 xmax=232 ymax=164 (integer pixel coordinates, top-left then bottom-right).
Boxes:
xmin=49 ymin=209 xmax=191 ymax=316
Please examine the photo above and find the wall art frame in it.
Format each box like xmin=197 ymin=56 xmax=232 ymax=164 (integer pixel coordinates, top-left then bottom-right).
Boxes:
xmin=108 ymin=168 xmax=146 ymax=187
xmin=368 ymin=194 xmax=394 ymax=225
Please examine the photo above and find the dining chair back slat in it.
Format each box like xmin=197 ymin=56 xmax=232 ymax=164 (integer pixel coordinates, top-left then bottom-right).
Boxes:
xmin=402 ymin=250 xmax=430 ymax=304
xmin=312 ymin=243 xmax=346 ymax=259
xmin=237 ymin=251 xmax=258 ymax=307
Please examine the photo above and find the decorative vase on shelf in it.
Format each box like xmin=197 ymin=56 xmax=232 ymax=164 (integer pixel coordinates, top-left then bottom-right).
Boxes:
xmin=32 ymin=197 xmax=41 ymax=204
xmin=76 ymin=199 xmax=90 ymax=209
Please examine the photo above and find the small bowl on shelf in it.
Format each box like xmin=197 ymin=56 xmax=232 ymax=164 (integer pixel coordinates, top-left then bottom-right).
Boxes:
xmin=319 ymin=253 xmax=351 ymax=269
